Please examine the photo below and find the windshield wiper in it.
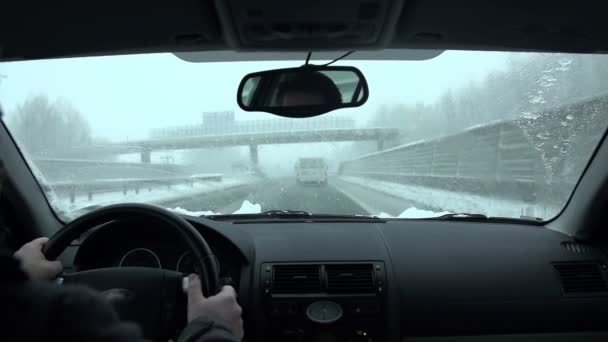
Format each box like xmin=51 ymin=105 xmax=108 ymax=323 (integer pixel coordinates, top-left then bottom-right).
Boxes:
xmin=260 ymin=209 xmax=313 ymax=218
xmin=415 ymin=213 xmax=543 ymax=224
xmin=207 ymin=210 xmax=382 ymax=222
xmin=435 ymin=213 xmax=489 ymax=220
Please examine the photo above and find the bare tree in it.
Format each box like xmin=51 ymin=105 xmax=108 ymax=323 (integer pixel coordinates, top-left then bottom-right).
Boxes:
xmin=7 ymin=95 xmax=92 ymax=156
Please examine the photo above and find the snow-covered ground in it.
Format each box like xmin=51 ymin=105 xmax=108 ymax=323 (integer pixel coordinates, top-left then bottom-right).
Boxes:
xmin=52 ymin=175 xmax=261 ymax=216
xmin=339 ymin=176 xmax=560 ymax=219
xmin=169 ymin=200 xmax=262 ymax=216
xmin=377 ymin=207 xmax=451 ymax=219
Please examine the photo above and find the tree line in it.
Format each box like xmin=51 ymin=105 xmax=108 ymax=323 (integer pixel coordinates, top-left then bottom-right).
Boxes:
xmin=5 ymin=95 xmax=93 ymax=156
xmin=371 ymin=53 xmax=608 ymax=144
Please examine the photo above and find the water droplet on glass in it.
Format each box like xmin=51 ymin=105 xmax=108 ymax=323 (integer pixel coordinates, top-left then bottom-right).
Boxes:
xmin=522 ymin=111 xmax=540 ymax=119
xmin=536 ymin=133 xmax=549 ymax=140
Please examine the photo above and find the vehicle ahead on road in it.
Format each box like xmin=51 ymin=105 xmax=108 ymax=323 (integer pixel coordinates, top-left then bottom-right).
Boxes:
xmin=295 ymin=158 xmax=328 ymax=185
xmin=3 ymin=1 xmax=608 ymax=342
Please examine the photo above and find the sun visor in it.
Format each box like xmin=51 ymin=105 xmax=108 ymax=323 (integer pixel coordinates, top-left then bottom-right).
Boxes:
xmin=213 ymin=0 xmax=405 ymax=50
xmin=173 ymin=49 xmax=443 ymax=63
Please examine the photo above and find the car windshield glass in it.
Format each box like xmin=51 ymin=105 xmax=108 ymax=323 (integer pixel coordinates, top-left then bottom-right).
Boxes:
xmin=299 ymin=159 xmax=325 ymax=168
xmin=1 ymin=51 xmax=608 ymax=221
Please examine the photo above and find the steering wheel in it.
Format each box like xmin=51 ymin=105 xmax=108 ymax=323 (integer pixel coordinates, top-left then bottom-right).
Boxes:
xmin=43 ymin=203 xmax=221 ymax=341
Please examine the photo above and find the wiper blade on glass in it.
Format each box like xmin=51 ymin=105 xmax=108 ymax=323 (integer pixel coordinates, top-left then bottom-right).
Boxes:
xmin=260 ymin=209 xmax=313 ymax=217
xmin=415 ymin=213 xmax=543 ymax=224
xmin=435 ymin=213 xmax=489 ymax=220
xmin=208 ymin=210 xmax=313 ymax=220
xmin=207 ymin=210 xmax=382 ymax=222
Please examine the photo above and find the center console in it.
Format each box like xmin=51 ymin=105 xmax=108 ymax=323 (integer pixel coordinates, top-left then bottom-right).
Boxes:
xmin=260 ymin=262 xmax=387 ymax=341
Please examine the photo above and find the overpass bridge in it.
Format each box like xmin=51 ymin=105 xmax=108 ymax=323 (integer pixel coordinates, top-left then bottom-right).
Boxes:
xmin=72 ymin=127 xmax=399 ymax=164
xmin=59 ymin=116 xmax=399 ymax=164
xmin=127 ymin=127 xmax=398 ymax=164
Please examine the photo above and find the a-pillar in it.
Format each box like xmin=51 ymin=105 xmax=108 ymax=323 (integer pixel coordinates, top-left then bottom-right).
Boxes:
xmin=249 ymin=144 xmax=259 ymax=165
xmin=140 ymin=148 xmax=151 ymax=163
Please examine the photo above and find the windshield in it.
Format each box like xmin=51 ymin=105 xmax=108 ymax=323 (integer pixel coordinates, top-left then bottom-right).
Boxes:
xmin=1 ymin=51 xmax=607 ymax=221
xmin=298 ymin=159 xmax=326 ymax=168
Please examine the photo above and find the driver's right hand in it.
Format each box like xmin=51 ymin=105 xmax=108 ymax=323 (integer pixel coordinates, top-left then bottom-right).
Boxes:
xmin=186 ymin=273 xmax=244 ymax=340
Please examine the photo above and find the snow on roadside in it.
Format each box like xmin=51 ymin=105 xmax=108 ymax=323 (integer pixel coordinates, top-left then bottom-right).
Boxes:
xmin=339 ymin=176 xmax=544 ymax=218
xmin=169 ymin=207 xmax=219 ymax=216
xmin=167 ymin=199 xmax=263 ymax=216
xmin=232 ymin=200 xmax=262 ymax=214
xmin=378 ymin=207 xmax=451 ymax=219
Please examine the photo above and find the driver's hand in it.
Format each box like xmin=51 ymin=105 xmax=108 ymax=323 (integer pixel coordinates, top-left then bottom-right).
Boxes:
xmin=187 ymin=274 xmax=244 ymax=340
xmin=14 ymin=237 xmax=63 ymax=281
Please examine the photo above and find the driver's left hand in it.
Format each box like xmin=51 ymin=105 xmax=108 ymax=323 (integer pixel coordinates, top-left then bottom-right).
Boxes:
xmin=14 ymin=237 xmax=63 ymax=281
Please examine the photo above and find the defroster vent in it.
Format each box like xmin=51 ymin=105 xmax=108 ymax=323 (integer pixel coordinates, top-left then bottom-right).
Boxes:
xmin=554 ymin=262 xmax=608 ymax=294
xmin=272 ymin=264 xmax=321 ymax=293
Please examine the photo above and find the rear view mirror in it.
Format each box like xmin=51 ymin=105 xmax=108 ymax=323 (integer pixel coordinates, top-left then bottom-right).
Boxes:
xmin=237 ymin=65 xmax=369 ymax=118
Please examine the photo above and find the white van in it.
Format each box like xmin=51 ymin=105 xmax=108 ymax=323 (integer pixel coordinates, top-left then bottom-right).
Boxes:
xmin=295 ymin=158 xmax=328 ymax=185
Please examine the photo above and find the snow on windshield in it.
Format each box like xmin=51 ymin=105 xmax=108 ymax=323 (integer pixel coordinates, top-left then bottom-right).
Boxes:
xmin=2 ymin=51 xmax=608 ymax=221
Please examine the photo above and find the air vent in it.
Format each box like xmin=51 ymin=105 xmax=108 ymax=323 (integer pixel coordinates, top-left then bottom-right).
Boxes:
xmin=554 ymin=262 xmax=608 ymax=294
xmin=326 ymin=264 xmax=375 ymax=293
xmin=272 ymin=265 xmax=321 ymax=293
xmin=561 ymin=241 xmax=592 ymax=254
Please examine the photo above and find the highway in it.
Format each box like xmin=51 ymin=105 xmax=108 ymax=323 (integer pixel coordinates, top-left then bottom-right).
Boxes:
xmin=161 ymin=177 xmax=423 ymax=217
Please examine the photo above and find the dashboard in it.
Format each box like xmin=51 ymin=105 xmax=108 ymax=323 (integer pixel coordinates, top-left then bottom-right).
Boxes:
xmin=65 ymin=216 xmax=608 ymax=342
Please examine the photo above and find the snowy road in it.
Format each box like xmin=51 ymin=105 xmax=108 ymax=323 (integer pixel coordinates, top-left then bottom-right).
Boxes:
xmin=54 ymin=169 xmax=550 ymax=218
xmin=159 ymin=174 xmax=558 ymax=219
xmin=57 ymin=173 xmax=549 ymax=219
xmin=161 ymin=177 xmax=427 ymax=217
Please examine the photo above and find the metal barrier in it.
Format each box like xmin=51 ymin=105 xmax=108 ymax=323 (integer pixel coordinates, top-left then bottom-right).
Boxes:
xmin=340 ymin=93 xmax=608 ymax=208
xmin=31 ymin=158 xmax=186 ymax=182
xmin=47 ymin=174 xmax=223 ymax=204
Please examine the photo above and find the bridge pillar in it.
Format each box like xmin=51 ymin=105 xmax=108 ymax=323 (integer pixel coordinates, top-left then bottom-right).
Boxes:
xmin=140 ymin=149 xmax=151 ymax=163
xmin=249 ymin=144 xmax=259 ymax=165
xmin=377 ymin=138 xmax=385 ymax=151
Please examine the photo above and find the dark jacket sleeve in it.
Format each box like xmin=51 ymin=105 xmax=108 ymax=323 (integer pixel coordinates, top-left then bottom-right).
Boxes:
xmin=2 ymin=279 xmax=144 ymax=341
xmin=178 ymin=316 xmax=240 ymax=342
xmin=1 ymin=252 xmax=239 ymax=342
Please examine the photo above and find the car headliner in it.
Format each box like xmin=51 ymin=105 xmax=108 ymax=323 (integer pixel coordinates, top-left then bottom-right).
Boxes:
xmin=0 ymin=0 xmax=605 ymax=62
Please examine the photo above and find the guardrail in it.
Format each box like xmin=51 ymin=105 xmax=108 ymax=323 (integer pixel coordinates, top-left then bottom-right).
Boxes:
xmin=45 ymin=174 xmax=223 ymax=203
xmin=339 ymin=93 xmax=608 ymax=210
xmin=31 ymin=158 xmax=185 ymax=182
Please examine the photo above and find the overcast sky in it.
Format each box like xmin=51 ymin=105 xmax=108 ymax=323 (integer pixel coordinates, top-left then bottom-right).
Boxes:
xmin=0 ymin=50 xmax=513 ymax=171
xmin=0 ymin=50 xmax=509 ymax=141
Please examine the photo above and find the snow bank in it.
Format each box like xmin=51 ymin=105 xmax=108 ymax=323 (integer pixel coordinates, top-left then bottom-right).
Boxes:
xmin=167 ymin=199 xmax=263 ymax=216
xmin=232 ymin=200 xmax=262 ymax=214
xmin=378 ymin=207 xmax=451 ymax=219
xmin=169 ymin=207 xmax=218 ymax=216
xmin=340 ymin=176 xmax=557 ymax=218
